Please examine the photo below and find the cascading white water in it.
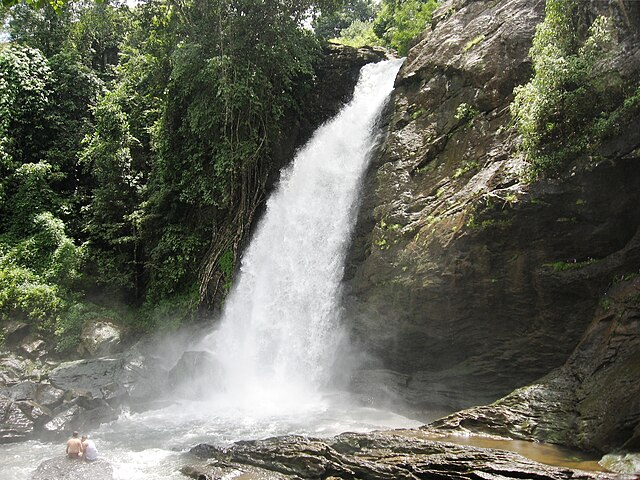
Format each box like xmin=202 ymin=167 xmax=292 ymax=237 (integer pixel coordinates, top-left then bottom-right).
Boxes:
xmin=199 ymin=58 xmax=404 ymax=408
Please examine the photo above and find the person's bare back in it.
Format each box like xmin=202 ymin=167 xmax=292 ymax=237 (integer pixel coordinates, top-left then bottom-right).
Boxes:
xmin=66 ymin=431 xmax=83 ymax=459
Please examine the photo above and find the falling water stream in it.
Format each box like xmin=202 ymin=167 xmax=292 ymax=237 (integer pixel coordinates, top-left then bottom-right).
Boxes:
xmin=1 ymin=59 xmax=422 ymax=480
xmin=195 ymin=56 xmax=407 ymax=406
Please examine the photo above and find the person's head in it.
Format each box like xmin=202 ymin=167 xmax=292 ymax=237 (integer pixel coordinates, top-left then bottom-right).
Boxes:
xmin=72 ymin=431 xmax=79 ymax=438
xmin=81 ymin=435 xmax=87 ymax=441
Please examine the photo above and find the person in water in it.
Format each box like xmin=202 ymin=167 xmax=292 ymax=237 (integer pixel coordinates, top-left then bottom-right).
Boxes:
xmin=81 ymin=434 xmax=98 ymax=462
xmin=66 ymin=431 xmax=83 ymax=459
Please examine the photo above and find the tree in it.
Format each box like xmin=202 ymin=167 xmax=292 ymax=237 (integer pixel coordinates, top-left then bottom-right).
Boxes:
xmin=141 ymin=0 xmax=325 ymax=307
xmin=7 ymin=2 xmax=73 ymax=57
xmin=373 ymin=0 xmax=439 ymax=55
xmin=0 ymin=43 xmax=51 ymax=223
xmin=67 ymin=0 xmax=132 ymax=79
xmin=312 ymin=0 xmax=376 ymax=41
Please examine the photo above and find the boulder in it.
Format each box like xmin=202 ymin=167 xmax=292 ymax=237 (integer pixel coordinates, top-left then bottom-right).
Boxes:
xmin=0 ymin=355 xmax=38 ymax=385
xmin=42 ymin=405 xmax=82 ymax=435
xmin=31 ymin=456 xmax=113 ymax=480
xmin=20 ymin=338 xmax=47 ymax=359
xmin=0 ymin=395 xmax=35 ymax=443
xmin=0 ymin=381 xmax=37 ymax=401
xmin=36 ymin=383 xmax=66 ymax=409
xmin=77 ymin=321 xmax=122 ymax=358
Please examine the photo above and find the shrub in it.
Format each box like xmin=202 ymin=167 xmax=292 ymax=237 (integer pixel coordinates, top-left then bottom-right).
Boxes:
xmin=511 ymin=0 xmax=636 ymax=177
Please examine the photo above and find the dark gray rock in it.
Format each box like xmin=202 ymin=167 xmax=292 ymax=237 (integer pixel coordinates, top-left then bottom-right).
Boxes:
xmin=349 ymin=369 xmax=410 ymax=407
xmin=4 ymin=321 xmax=31 ymax=345
xmin=49 ymin=358 xmax=128 ymax=400
xmin=188 ymin=431 xmax=627 ymax=480
xmin=42 ymin=405 xmax=82 ymax=435
xmin=36 ymin=383 xmax=66 ymax=409
xmin=49 ymin=354 xmax=168 ymax=406
xmin=0 ymin=355 xmax=37 ymax=385
xmin=31 ymin=456 xmax=113 ymax=480
xmin=0 ymin=381 xmax=37 ymax=401
xmin=181 ymin=463 xmax=291 ymax=480
xmin=0 ymin=395 xmax=34 ymax=443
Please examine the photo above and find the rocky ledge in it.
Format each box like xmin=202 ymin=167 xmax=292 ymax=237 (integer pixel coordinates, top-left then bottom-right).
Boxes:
xmin=184 ymin=431 xmax=633 ymax=480
xmin=31 ymin=457 xmax=113 ymax=480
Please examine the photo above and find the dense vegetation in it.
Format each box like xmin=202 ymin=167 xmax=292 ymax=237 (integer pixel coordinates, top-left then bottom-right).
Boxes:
xmin=312 ymin=0 xmax=439 ymax=55
xmin=0 ymin=0 xmax=441 ymax=352
xmin=511 ymin=0 xmax=640 ymax=177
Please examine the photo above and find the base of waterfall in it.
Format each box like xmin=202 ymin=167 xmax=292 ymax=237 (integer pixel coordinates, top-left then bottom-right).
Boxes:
xmin=184 ymin=430 xmax=633 ymax=480
xmin=31 ymin=457 xmax=113 ymax=480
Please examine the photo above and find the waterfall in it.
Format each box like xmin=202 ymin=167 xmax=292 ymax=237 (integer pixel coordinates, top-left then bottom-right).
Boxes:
xmin=199 ymin=58 xmax=404 ymax=410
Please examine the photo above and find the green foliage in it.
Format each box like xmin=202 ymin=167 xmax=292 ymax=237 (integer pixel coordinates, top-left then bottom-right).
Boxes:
xmin=452 ymin=160 xmax=480 ymax=179
xmin=142 ymin=0 xmax=322 ymax=301
xmin=0 ymin=43 xmax=101 ymax=237
xmin=0 ymin=43 xmax=50 ymax=174
xmin=139 ymin=285 xmax=199 ymax=332
xmin=0 ymin=255 xmax=62 ymax=323
xmin=218 ymin=248 xmax=235 ymax=292
xmin=313 ymin=0 xmax=377 ymax=41
xmin=543 ymin=258 xmax=597 ymax=271
xmin=511 ymin=0 xmax=637 ymax=177
xmin=334 ymin=19 xmax=379 ymax=48
xmin=67 ymin=0 xmax=133 ymax=79
xmin=81 ymin=90 xmax=143 ymax=294
xmin=2 ymin=212 xmax=85 ymax=286
xmin=454 ymin=102 xmax=479 ymax=122
xmin=7 ymin=2 xmax=72 ymax=56
xmin=373 ymin=0 xmax=439 ymax=55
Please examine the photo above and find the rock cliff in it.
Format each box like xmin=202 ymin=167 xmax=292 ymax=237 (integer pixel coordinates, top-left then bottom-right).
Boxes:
xmin=344 ymin=0 xmax=640 ymax=453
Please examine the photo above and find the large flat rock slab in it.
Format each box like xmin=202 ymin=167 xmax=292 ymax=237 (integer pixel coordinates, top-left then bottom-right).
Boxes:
xmin=31 ymin=456 xmax=113 ymax=480
xmin=188 ymin=431 xmax=631 ymax=480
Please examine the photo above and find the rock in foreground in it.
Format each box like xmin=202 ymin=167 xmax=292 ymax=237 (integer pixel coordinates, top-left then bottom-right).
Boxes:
xmin=31 ymin=456 xmax=113 ymax=480
xmin=187 ymin=431 xmax=629 ymax=480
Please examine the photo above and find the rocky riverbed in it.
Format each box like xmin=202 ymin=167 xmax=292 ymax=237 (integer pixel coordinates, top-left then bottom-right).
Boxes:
xmin=182 ymin=431 xmax=636 ymax=480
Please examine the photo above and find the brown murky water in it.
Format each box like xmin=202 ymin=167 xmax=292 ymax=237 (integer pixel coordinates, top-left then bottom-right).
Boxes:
xmin=403 ymin=430 xmax=606 ymax=472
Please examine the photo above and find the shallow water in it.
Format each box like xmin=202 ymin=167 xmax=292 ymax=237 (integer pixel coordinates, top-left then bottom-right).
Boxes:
xmin=411 ymin=431 xmax=607 ymax=472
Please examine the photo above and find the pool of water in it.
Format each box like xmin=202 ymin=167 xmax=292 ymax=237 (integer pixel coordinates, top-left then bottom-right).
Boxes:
xmin=408 ymin=430 xmax=607 ymax=472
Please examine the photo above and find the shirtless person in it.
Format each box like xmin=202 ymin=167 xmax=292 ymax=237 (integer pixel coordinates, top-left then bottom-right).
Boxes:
xmin=66 ymin=431 xmax=83 ymax=459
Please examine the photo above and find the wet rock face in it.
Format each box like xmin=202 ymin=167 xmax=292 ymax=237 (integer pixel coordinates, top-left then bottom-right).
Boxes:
xmin=187 ymin=431 xmax=624 ymax=480
xmin=344 ymin=0 xmax=640 ymax=424
xmin=427 ymin=275 xmax=640 ymax=453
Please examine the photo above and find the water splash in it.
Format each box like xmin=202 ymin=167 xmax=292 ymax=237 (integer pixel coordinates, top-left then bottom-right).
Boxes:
xmin=198 ymin=58 xmax=404 ymax=408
